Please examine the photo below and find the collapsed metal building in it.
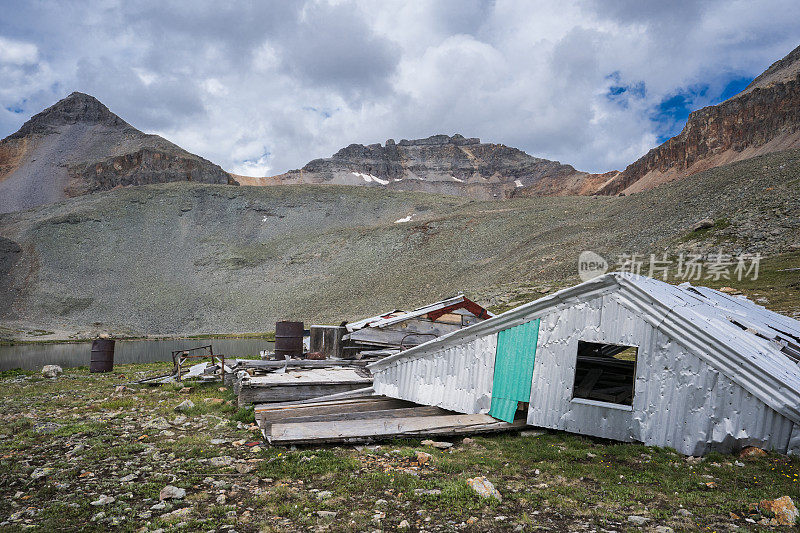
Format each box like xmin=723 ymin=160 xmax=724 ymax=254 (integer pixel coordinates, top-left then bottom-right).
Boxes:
xmin=367 ymin=273 xmax=800 ymax=456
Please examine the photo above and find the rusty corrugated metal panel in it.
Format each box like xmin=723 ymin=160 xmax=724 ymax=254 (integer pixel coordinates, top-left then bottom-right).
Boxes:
xmin=275 ymin=321 xmax=303 ymax=359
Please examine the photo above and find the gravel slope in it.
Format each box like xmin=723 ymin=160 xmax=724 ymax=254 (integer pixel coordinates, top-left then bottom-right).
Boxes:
xmin=0 ymin=149 xmax=798 ymax=338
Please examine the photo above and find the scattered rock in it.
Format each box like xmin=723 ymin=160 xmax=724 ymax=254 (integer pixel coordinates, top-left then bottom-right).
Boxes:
xmin=719 ymin=286 xmax=741 ymax=295
xmin=30 ymin=467 xmax=53 ymax=480
xmin=416 ymin=451 xmax=432 ymax=465
xmin=159 ymin=485 xmax=186 ymax=500
xmin=627 ymin=515 xmax=649 ymax=525
xmin=161 ymin=507 xmax=192 ymax=521
xmin=413 ymin=489 xmax=442 ymax=496
xmin=758 ymin=496 xmax=798 ymax=526
xmin=210 ymin=456 xmax=235 ymax=467
xmin=654 ymin=527 xmax=674 ymax=533
xmin=179 ymin=387 xmax=192 ymax=394
xmin=316 ymin=490 xmax=332 ymax=500
xmin=174 ymin=399 xmax=194 ymax=412
xmin=466 ymin=476 xmax=501 ymax=501
xmin=519 ymin=430 xmax=546 ymax=438
xmin=421 ymin=439 xmax=452 ymax=449
xmin=41 ymin=365 xmax=62 ymax=379
xmin=204 ymin=398 xmax=224 ymax=405
xmin=690 ymin=218 xmax=715 ymax=232
xmin=90 ymin=495 xmax=115 ymax=506
xmin=210 ymin=438 xmax=227 ymax=445
xmin=738 ymin=446 xmax=767 ymax=459
xmin=317 ymin=511 xmax=337 ymax=519
xmin=398 ymin=519 xmax=410 ymax=529
xmin=462 ymin=438 xmax=475 ymax=445
xmin=234 ymin=463 xmax=254 ymax=474
xmin=119 ymin=473 xmax=137 ymax=482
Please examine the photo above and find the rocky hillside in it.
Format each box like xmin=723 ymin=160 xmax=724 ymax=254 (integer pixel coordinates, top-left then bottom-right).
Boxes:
xmin=0 ymin=92 xmax=235 ymax=214
xmin=598 ymin=44 xmax=800 ymax=195
xmin=1 ymin=148 xmax=797 ymax=339
xmin=244 ymin=134 xmax=611 ymax=199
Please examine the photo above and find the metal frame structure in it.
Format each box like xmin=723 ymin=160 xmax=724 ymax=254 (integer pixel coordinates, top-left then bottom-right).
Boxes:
xmin=171 ymin=345 xmax=226 ymax=382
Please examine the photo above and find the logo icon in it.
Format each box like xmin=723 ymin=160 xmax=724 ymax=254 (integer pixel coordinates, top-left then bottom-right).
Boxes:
xmin=578 ymin=251 xmax=609 ymax=281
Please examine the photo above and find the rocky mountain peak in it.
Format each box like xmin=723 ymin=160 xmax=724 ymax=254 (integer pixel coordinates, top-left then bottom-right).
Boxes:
xmin=8 ymin=91 xmax=127 ymax=139
xmin=739 ymin=44 xmax=800 ymax=97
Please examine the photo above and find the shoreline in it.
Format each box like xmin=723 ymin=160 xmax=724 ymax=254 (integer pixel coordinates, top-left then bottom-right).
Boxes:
xmin=0 ymin=331 xmax=276 ymax=346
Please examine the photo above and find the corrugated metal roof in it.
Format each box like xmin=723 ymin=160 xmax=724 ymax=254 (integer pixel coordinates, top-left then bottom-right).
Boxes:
xmin=346 ymin=294 xmax=492 ymax=332
xmin=368 ymin=273 xmax=800 ymax=425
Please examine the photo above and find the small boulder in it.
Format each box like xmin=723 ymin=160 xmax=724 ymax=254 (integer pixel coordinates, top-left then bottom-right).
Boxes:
xmin=398 ymin=519 xmax=411 ymax=529
xmin=719 ymin=287 xmax=741 ymax=295
xmin=627 ymin=515 xmax=649 ymax=525
xmin=159 ymin=485 xmax=186 ymax=501
xmin=416 ymin=451 xmax=432 ymax=465
xmin=690 ymin=218 xmax=714 ymax=232
xmin=758 ymin=496 xmax=798 ymax=526
xmin=30 ymin=467 xmax=53 ymax=480
xmin=209 ymin=456 xmax=235 ymax=467
xmin=421 ymin=439 xmax=453 ymax=449
xmin=174 ymin=399 xmax=194 ymax=413
xmin=738 ymin=446 xmax=767 ymax=459
xmin=41 ymin=365 xmax=62 ymax=379
xmin=90 ymin=495 xmax=115 ymax=506
xmin=316 ymin=490 xmax=332 ymax=500
xmin=161 ymin=507 xmax=192 ymax=521
xmin=317 ymin=511 xmax=337 ymax=519
xmin=466 ymin=476 xmax=501 ymax=501
xmin=119 ymin=473 xmax=137 ymax=482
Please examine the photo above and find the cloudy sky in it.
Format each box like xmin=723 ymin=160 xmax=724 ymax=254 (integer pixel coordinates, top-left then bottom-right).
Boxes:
xmin=1 ymin=1 xmax=799 ymax=176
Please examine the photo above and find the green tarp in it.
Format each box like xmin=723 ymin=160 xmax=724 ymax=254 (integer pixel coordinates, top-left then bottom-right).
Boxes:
xmin=488 ymin=319 xmax=540 ymax=422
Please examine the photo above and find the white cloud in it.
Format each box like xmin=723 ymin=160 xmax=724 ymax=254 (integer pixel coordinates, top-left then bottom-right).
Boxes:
xmin=0 ymin=36 xmax=38 ymax=64
xmin=0 ymin=0 xmax=799 ymax=176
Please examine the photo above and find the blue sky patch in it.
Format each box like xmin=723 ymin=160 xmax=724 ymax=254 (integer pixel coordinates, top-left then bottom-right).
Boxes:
xmin=650 ymin=74 xmax=753 ymax=143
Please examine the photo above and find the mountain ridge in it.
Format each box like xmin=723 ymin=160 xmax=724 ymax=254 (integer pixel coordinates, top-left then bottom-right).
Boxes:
xmin=0 ymin=92 xmax=235 ymax=214
xmin=240 ymin=133 xmax=613 ymax=199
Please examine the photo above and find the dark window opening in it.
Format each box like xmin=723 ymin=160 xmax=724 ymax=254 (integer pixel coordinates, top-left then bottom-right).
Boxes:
xmin=572 ymin=341 xmax=637 ymax=406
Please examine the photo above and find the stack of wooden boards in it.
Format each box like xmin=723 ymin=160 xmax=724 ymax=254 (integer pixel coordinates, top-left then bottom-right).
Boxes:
xmin=236 ymin=366 xmax=373 ymax=405
xmin=254 ymin=391 xmax=527 ymax=445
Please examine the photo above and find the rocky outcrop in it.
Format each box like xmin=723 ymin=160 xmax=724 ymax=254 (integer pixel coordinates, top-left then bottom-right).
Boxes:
xmin=258 ymin=134 xmax=592 ymax=199
xmin=0 ymin=92 xmax=234 ymax=214
xmin=599 ymin=45 xmax=800 ymax=195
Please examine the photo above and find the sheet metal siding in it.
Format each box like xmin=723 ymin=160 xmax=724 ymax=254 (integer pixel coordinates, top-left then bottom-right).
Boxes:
xmin=789 ymin=424 xmax=800 ymax=455
xmin=633 ymin=318 xmax=794 ymax=455
xmin=526 ymin=293 xmax=794 ymax=454
xmin=528 ymin=295 xmax=637 ymax=442
xmin=372 ymin=333 xmax=498 ymax=414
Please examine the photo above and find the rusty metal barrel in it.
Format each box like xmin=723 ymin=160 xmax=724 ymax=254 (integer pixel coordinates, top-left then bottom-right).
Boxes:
xmin=274 ymin=321 xmax=304 ymax=359
xmin=90 ymin=338 xmax=115 ymax=373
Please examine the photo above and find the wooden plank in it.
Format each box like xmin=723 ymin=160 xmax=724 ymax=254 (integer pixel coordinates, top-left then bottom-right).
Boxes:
xmin=268 ymin=414 xmax=527 ymax=444
xmin=231 ymin=359 xmax=371 ymax=369
xmin=256 ymin=398 xmax=415 ymax=424
xmin=253 ymin=387 xmax=377 ymax=411
xmin=276 ymin=406 xmax=450 ymax=425
xmin=574 ymin=368 xmax=603 ymax=397
xmin=238 ymin=382 xmax=371 ymax=405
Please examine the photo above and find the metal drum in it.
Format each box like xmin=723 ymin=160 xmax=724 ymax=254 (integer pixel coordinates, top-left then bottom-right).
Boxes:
xmin=90 ymin=338 xmax=115 ymax=373
xmin=275 ymin=321 xmax=304 ymax=359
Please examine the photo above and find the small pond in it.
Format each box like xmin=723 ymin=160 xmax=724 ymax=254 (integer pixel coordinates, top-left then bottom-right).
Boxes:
xmin=0 ymin=338 xmax=275 ymax=371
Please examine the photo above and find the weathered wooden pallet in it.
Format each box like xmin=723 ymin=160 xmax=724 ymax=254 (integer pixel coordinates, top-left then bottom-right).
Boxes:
xmin=255 ymin=394 xmax=526 ymax=445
